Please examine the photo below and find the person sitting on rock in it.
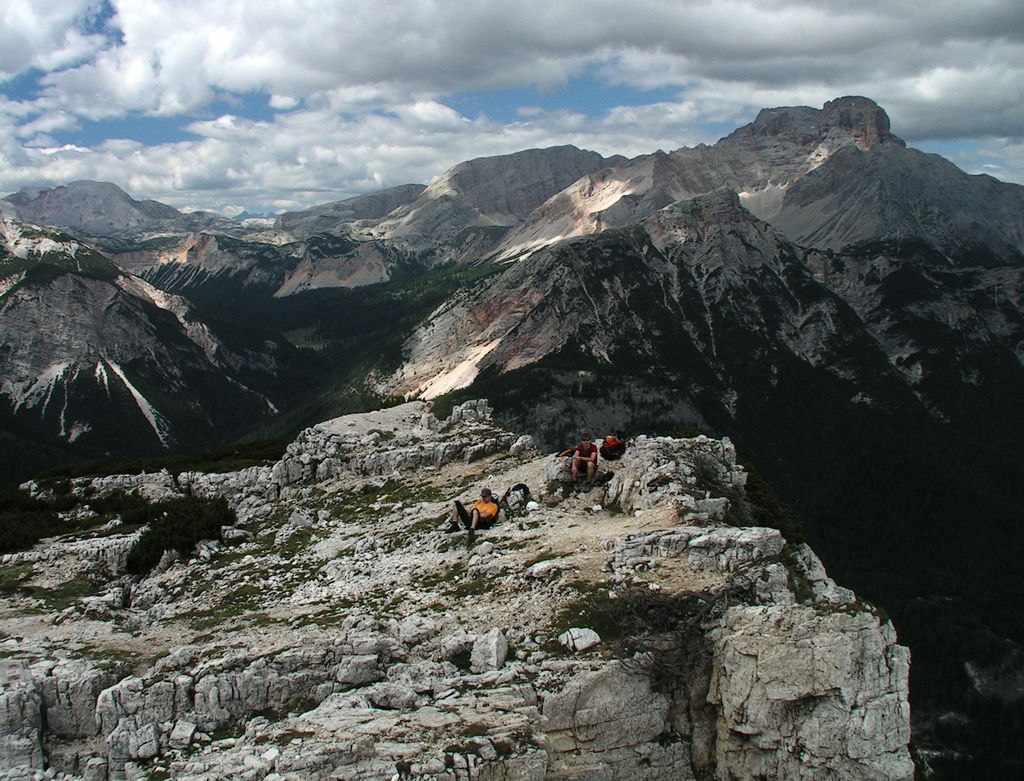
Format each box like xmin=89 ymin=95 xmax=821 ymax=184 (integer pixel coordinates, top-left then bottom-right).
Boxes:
xmin=446 ymin=488 xmax=499 ymax=543
xmin=571 ymin=433 xmax=599 ymax=485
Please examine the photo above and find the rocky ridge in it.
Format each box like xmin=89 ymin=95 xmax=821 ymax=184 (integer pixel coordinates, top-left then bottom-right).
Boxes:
xmin=2 ymin=182 xmax=242 ymax=245
xmin=6 ymin=98 xmax=1022 ymax=305
xmin=488 ymin=96 xmax=906 ymax=262
xmin=380 ymin=185 xmax=1024 ymax=459
xmin=1 ymin=400 xmax=911 ymax=780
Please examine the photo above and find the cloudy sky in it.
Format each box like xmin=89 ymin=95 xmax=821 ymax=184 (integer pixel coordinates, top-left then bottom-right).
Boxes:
xmin=2 ymin=0 xmax=1022 ymax=215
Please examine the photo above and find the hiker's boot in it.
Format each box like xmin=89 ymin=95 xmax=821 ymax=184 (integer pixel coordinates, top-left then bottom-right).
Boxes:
xmin=444 ymin=523 xmax=460 ymax=533
xmin=468 ymin=529 xmax=476 ymax=544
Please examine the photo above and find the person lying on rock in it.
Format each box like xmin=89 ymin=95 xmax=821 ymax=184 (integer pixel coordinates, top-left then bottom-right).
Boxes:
xmin=571 ymin=433 xmax=599 ymax=485
xmin=446 ymin=488 xmax=499 ymax=543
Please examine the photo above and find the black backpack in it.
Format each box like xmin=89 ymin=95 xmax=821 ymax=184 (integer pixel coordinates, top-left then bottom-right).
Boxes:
xmin=500 ymin=483 xmax=532 ymax=512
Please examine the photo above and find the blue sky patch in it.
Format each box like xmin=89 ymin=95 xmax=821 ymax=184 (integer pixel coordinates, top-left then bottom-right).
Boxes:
xmin=447 ymin=76 xmax=678 ymax=123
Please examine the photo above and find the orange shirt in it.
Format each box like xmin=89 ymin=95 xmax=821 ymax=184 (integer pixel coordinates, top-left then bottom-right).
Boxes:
xmin=471 ymin=499 xmax=498 ymax=519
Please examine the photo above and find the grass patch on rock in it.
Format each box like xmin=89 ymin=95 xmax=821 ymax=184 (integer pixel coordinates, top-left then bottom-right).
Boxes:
xmin=405 ymin=512 xmax=450 ymax=536
xmin=451 ymin=574 xmax=494 ymax=598
xmin=278 ymin=527 xmax=316 ymax=558
xmin=0 ymin=563 xmax=33 ymax=594
xmin=30 ymin=574 xmax=102 ymax=611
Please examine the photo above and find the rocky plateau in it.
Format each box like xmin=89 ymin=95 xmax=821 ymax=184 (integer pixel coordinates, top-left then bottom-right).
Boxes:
xmin=1 ymin=400 xmax=912 ymax=780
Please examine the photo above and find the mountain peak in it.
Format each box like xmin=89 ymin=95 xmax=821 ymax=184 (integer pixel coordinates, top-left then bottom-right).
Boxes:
xmin=820 ymin=95 xmax=900 ymax=149
xmin=3 ymin=181 xmax=181 ymax=237
xmin=421 ymin=145 xmax=618 ymax=219
xmin=744 ymin=95 xmax=902 ymax=151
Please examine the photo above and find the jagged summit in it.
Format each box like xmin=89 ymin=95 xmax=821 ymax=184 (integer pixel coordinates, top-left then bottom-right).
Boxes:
xmin=1 ymin=399 xmax=912 ymax=779
xmin=490 ymin=97 xmax=913 ymax=262
xmin=361 ymin=145 xmax=622 ymax=263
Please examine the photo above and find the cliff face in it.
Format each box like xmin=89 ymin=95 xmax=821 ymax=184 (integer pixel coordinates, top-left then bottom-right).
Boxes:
xmin=0 ymin=216 xmax=289 ymax=465
xmin=0 ymin=400 xmax=911 ymax=780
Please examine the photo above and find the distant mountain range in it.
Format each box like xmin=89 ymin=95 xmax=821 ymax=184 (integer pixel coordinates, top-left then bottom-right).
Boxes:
xmin=4 ymin=96 xmax=1024 ymax=771
xmin=5 ymin=95 xmax=1021 ymax=469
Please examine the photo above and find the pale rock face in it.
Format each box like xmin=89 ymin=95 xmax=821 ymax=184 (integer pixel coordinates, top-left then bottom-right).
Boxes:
xmin=708 ymin=604 xmax=913 ymax=780
xmin=40 ymin=660 xmax=126 ymax=739
xmin=543 ymin=662 xmax=686 ymax=779
xmin=0 ymin=662 xmax=43 ymax=771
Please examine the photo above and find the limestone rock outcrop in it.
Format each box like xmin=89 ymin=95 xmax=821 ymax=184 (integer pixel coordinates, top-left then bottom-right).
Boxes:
xmin=1 ymin=400 xmax=911 ymax=780
xmin=708 ymin=605 xmax=913 ymax=780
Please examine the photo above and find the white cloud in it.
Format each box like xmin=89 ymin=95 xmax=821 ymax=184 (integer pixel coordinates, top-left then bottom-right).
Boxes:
xmin=269 ymin=94 xmax=299 ymax=111
xmin=14 ymin=110 xmax=79 ymax=139
xmin=919 ymin=138 xmax=1024 ymax=187
xmin=1 ymin=0 xmax=1023 ymax=211
xmin=0 ymin=0 xmax=108 ymax=78
xmin=0 ymin=96 xmax=735 ymax=213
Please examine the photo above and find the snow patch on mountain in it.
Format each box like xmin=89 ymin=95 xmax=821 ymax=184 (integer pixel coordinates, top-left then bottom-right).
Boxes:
xmin=104 ymin=360 xmax=172 ymax=446
xmin=9 ymin=362 xmax=73 ymax=416
xmin=225 ymin=374 xmax=280 ymax=414
xmin=93 ymin=361 xmax=110 ymax=394
xmin=4 ymin=355 xmax=172 ymax=447
xmin=5 ymin=362 xmax=88 ymax=441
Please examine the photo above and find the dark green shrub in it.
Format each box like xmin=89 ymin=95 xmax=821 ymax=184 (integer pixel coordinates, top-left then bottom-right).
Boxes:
xmin=0 ymin=490 xmax=61 ymax=552
xmin=126 ymin=497 xmax=235 ymax=575
xmin=85 ymin=491 xmax=151 ymax=529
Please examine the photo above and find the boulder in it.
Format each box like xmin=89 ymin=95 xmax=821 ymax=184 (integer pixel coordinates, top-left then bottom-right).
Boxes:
xmin=365 ymin=682 xmax=418 ymax=710
xmin=470 ymin=628 xmax=508 ymax=673
xmin=398 ymin=615 xmax=439 ymax=645
xmin=558 ymin=628 xmax=601 ymax=653
xmin=544 ymin=662 xmax=668 ymax=748
xmin=439 ymin=630 xmax=476 ymax=661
